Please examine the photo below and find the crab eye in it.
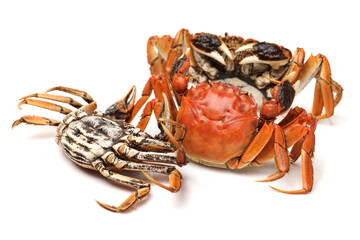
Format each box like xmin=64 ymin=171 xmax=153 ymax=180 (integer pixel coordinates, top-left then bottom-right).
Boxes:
xmin=191 ymin=33 xmax=221 ymax=52
xmin=253 ymin=42 xmax=289 ymax=61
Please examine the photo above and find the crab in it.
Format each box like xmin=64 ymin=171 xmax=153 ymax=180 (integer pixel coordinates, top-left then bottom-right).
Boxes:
xmin=124 ymin=66 xmax=317 ymax=193
xmin=146 ymin=29 xmax=343 ymax=121
xmin=177 ymin=81 xmax=317 ymax=194
xmin=12 ymin=86 xmax=187 ymax=212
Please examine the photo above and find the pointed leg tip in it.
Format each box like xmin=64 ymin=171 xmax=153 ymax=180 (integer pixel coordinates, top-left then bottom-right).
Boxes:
xmin=255 ymin=172 xmax=287 ymax=183
xmin=269 ymin=185 xmax=284 ymax=192
xmin=95 ymin=199 xmax=124 ymax=213
xmin=12 ymin=119 xmax=22 ymax=129
xmin=44 ymin=86 xmax=58 ymax=94
xmin=254 ymin=179 xmax=268 ymax=183
xmin=269 ymin=186 xmax=311 ymax=194
xmin=19 ymin=94 xmax=37 ymax=101
xmin=17 ymin=100 xmax=27 ymax=110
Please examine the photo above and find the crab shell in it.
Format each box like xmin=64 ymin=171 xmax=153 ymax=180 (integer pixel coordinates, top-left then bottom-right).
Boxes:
xmin=177 ymin=82 xmax=258 ymax=168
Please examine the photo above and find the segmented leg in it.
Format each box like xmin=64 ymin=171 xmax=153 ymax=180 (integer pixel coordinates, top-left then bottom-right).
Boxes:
xmin=256 ymin=125 xmax=290 ymax=182
xmin=227 ymin=122 xmax=291 ymax=182
xmin=137 ymin=98 xmax=163 ymax=131
xmin=12 ymin=115 xmax=60 ymax=128
xmin=102 ymin=151 xmax=182 ymax=193
xmin=20 ymin=93 xmax=84 ymax=108
xmin=120 ymin=134 xmax=176 ymax=152
xmin=112 ymin=142 xmax=179 ymax=165
xmin=147 ymin=29 xmax=194 ymax=107
xmin=157 ymin=117 xmax=187 ymax=166
xmin=283 ymin=48 xmax=305 ymax=84
xmin=45 ymin=86 xmax=95 ymax=104
xmin=17 ymin=86 xmax=96 ymax=115
xmin=14 ymin=87 xmax=97 ymax=128
xmin=165 ymin=28 xmax=195 ymax=74
xmin=92 ymin=160 xmax=150 ymax=212
xmin=289 ymin=136 xmax=305 ymax=163
xmin=158 ymin=118 xmax=187 ymax=146
xmin=296 ymin=54 xmax=343 ymax=119
xmin=142 ymin=169 xmax=182 ymax=193
xmin=247 ymin=108 xmax=316 ymax=193
xmin=127 ymin=74 xmax=177 ymax=130
xmin=227 ymin=122 xmax=274 ymax=169
xmin=147 ymin=35 xmax=173 ymax=76
xmin=270 ymin=127 xmax=315 ymax=194
xmin=18 ymin=99 xmax=73 ymax=114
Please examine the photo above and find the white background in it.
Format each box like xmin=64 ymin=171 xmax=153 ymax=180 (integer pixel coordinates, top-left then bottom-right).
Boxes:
xmin=1 ymin=0 xmax=359 ymax=239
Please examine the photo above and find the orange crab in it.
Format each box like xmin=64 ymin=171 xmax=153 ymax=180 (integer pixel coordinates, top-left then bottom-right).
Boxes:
xmin=146 ymin=29 xmax=343 ymax=121
xmin=177 ymin=81 xmax=317 ymax=194
xmin=125 ymin=52 xmax=317 ymax=193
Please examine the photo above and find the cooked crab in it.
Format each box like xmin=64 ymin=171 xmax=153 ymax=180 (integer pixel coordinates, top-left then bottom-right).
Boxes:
xmin=12 ymin=86 xmax=186 ymax=212
xmin=146 ymin=29 xmax=343 ymax=120
xmin=121 ymin=69 xmax=317 ymax=193
xmin=177 ymin=81 xmax=317 ymax=194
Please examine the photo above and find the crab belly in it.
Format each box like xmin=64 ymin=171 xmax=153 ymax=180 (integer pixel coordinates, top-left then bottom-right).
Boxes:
xmin=178 ymin=88 xmax=258 ymax=168
xmin=59 ymin=116 xmax=125 ymax=169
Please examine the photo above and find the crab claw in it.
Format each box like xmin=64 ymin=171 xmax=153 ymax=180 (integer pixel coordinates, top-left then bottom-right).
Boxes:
xmin=104 ymin=85 xmax=136 ymax=121
xmin=260 ymin=98 xmax=281 ymax=121
xmin=191 ymin=33 xmax=233 ymax=66
xmin=236 ymin=42 xmax=291 ymax=69
xmin=170 ymin=49 xmax=191 ymax=95
xmin=271 ymin=80 xmax=296 ymax=113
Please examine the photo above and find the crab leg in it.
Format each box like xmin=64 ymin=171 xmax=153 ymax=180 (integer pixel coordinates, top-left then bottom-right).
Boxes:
xmin=248 ymin=108 xmax=316 ymax=193
xmin=137 ymin=99 xmax=163 ymax=131
xmin=142 ymin=169 xmax=182 ymax=193
xmin=128 ymin=75 xmax=177 ymax=131
xmin=227 ymin=122 xmax=274 ymax=169
xmin=147 ymin=30 xmax=194 ymax=106
xmin=270 ymin=127 xmax=315 ymax=194
xmin=101 ymin=152 xmax=182 ymax=193
xmin=18 ymin=99 xmax=72 ymax=114
xmin=282 ymin=48 xmax=305 ymax=84
xmin=92 ymin=159 xmax=150 ymax=213
xmin=165 ymin=29 xmax=195 ymax=74
xmin=45 ymin=86 xmax=94 ymax=104
xmin=296 ymin=54 xmax=343 ymax=119
xmin=147 ymin=35 xmax=173 ymax=76
xmin=256 ymin=125 xmax=290 ymax=182
xmin=121 ymin=135 xmax=176 ymax=152
xmin=158 ymin=118 xmax=187 ymax=145
xmin=250 ymin=108 xmax=312 ymax=167
xmin=112 ymin=142 xmax=179 ymax=165
xmin=289 ymin=136 xmax=305 ymax=163
xmin=17 ymin=86 xmax=96 ymax=115
xmin=12 ymin=115 xmax=60 ymax=128
xmin=20 ymin=93 xmax=84 ymax=108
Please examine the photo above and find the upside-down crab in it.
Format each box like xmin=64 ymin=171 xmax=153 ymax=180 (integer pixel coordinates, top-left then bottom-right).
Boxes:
xmin=146 ymin=29 xmax=343 ymax=121
xmin=12 ymin=86 xmax=186 ymax=212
